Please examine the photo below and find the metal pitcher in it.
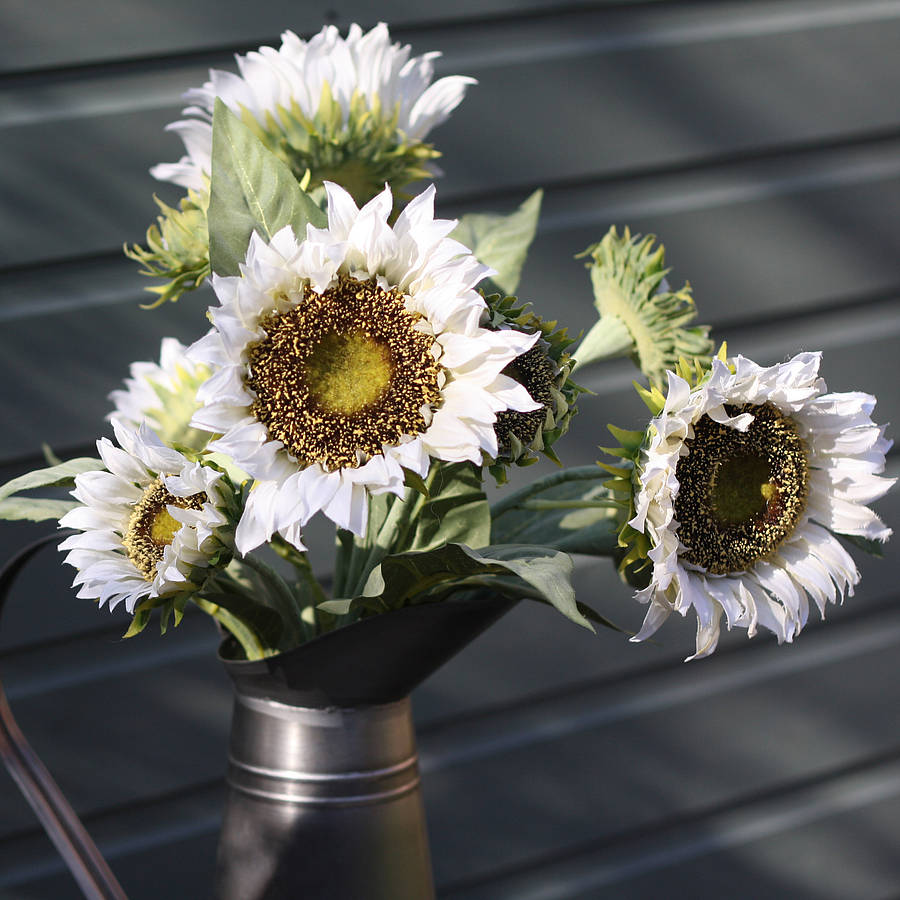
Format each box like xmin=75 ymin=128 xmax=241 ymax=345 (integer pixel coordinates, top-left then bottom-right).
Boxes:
xmin=215 ymin=593 xmax=516 ymax=900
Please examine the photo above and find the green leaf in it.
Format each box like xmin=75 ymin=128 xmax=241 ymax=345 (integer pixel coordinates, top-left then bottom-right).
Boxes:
xmin=572 ymin=316 xmax=633 ymax=369
xmin=208 ymin=99 xmax=327 ymax=276
xmin=403 ymin=468 xmax=429 ymax=498
xmin=407 ymin=463 xmax=491 ymax=553
xmin=0 ymin=497 xmax=80 ymax=523
xmin=334 ymin=462 xmax=490 ymax=601
xmin=841 ymin=533 xmax=886 ymax=558
xmin=451 ymin=189 xmax=543 ymax=295
xmin=123 ymin=603 xmax=153 ymax=639
xmin=475 ymin=544 xmax=591 ymax=630
xmin=0 ymin=458 xmax=102 ymax=522
xmin=491 ymin=465 xmax=620 ymax=556
xmin=0 ymin=458 xmax=101 ymax=503
xmin=339 ymin=541 xmax=591 ymax=632
xmin=200 ymin=586 xmax=286 ymax=650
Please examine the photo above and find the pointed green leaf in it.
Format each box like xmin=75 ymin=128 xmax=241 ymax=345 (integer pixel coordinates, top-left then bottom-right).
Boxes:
xmin=408 ymin=463 xmax=490 ymax=553
xmin=0 ymin=458 xmax=101 ymax=503
xmin=841 ymin=533 xmax=886 ymax=558
xmin=208 ymin=99 xmax=327 ymax=276
xmin=123 ymin=605 xmax=152 ymax=639
xmin=0 ymin=497 xmax=80 ymax=523
xmin=200 ymin=586 xmax=285 ymax=650
xmin=451 ymin=189 xmax=543 ymax=294
xmin=346 ymin=541 xmax=591 ymax=632
xmin=317 ymin=598 xmax=355 ymax=616
xmin=607 ymin=424 xmax=645 ymax=452
xmin=476 ymin=544 xmax=592 ymax=631
xmin=572 ymin=316 xmax=633 ymax=369
xmin=403 ymin=468 xmax=429 ymax=498
xmin=491 ymin=464 xmax=619 ymax=556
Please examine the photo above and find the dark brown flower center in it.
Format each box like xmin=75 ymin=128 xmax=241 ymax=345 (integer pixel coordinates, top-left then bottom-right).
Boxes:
xmin=124 ymin=479 xmax=207 ymax=581
xmin=494 ymin=342 xmax=555 ymax=455
xmin=247 ymin=276 xmax=443 ymax=471
xmin=674 ymin=403 xmax=809 ymax=574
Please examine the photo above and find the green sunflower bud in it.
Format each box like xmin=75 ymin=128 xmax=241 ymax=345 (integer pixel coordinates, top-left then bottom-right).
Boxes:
xmin=124 ymin=185 xmax=212 ymax=307
xmin=483 ymin=293 xmax=584 ymax=484
xmin=574 ymin=227 xmax=714 ymax=383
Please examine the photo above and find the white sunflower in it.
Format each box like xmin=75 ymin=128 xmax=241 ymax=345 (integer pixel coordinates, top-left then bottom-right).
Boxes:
xmin=188 ymin=181 xmax=539 ymax=553
xmin=626 ymin=352 xmax=894 ymax=660
xmin=108 ymin=337 xmax=211 ymax=451
xmin=152 ymin=22 xmax=474 ymax=201
xmin=58 ymin=420 xmax=234 ymax=614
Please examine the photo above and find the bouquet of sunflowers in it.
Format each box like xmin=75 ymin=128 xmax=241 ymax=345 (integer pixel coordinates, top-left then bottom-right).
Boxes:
xmin=0 ymin=22 xmax=892 ymax=663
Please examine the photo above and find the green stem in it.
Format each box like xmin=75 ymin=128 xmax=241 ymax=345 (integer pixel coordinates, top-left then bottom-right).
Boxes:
xmin=490 ymin=465 xmax=605 ymax=519
xmin=239 ymin=553 xmax=306 ymax=648
xmin=333 ymin=528 xmax=354 ymax=598
xmin=192 ymin=596 xmax=268 ymax=660
xmin=339 ymin=484 xmax=424 ymax=601
xmin=517 ymin=498 xmax=621 ymax=511
xmin=271 ymin=535 xmax=332 ymax=636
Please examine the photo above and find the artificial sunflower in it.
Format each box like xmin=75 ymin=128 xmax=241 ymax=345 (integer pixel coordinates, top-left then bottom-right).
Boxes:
xmin=129 ymin=22 xmax=474 ymax=304
xmin=612 ymin=351 xmax=893 ymax=659
xmin=58 ymin=421 xmax=235 ymax=614
xmin=188 ymin=182 xmax=539 ymax=552
xmin=482 ymin=293 xmax=581 ymax=480
xmin=152 ymin=22 xmax=473 ymax=203
xmin=108 ymin=337 xmax=212 ymax=451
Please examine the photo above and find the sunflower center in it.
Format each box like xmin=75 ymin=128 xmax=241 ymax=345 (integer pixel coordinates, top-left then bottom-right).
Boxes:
xmin=674 ymin=403 xmax=809 ymax=574
xmin=494 ymin=341 xmax=555 ymax=455
xmin=123 ymin=479 xmax=207 ymax=581
xmin=305 ymin=331 xmax=393 ymax=415
xmin=247 ymin=275 xmax=443 ymax=471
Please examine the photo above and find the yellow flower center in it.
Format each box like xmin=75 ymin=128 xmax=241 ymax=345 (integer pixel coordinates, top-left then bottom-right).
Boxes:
xmin=247 ymin=275 xmax=443 ymax=471
xmin=123 ymin=479 xmax=207 ymax=581
xmin=305 ymin=331 xmax=394 ymax=415
xmin=149 ymin=506 xmax=183 ymax=546
xmin=674 ymin=403 xmax=809 ymax=574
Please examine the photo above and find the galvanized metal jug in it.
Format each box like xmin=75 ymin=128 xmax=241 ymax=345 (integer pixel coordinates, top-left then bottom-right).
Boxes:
xmin=215 ymin=593 xmax=516 ymax=900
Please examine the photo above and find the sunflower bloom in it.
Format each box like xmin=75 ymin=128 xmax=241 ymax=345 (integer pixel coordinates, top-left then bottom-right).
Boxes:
xmin=188 ymin=182 xmax=538 ymax=552
xmin=624 ymin=352 xmax=893 ymax=659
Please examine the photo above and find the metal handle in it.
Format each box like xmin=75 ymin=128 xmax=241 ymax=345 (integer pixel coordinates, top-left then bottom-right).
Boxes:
xmin=0 ymin=532 xmax=129 ymax=900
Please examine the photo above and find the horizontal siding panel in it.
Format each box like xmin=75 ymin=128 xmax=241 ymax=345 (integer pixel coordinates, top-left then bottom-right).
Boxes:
xmin=1 ymin=489 xmax=897 ymax=836
xmin=9 ymin=0 xmax=893 ymax=75
xmin=442 ymin=757 xmax=900 ymax=899
xmin=3 ymin=3 xmax=900 ymax=266
xmin=1 ymin=596 xmax=899 ymax=897
xmin=422 ymin=607 xmax=900 ymax=887
xmin=2 ymin=159 xmax=899 ymax=460
xmin=1 ymin=0 xmax=655 ymax=75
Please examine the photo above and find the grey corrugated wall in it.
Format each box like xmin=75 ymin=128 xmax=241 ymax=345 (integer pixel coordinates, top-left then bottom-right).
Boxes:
xmin=1 ymin=2 xmax=899 ymax=897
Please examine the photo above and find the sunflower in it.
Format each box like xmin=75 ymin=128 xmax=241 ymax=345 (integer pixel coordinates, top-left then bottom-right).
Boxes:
xmin=58 ymin=421 xmax=235 ymax=614
xmin=482 ymin=293 xmax=581 ymax=481
xmin=152 ymin=22 xmax=474 ymax=204
xmin=188 ymin=182 xmax=539 ymax=553
xmin=108 ymin=337 xmax=212 ymax=451
xmin=619 ymin=352 xmax=893 ymax=659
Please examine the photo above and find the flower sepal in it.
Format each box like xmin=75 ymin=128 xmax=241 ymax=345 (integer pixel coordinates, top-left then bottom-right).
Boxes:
xmin=574 ymin=227 xmax=713 ymax=382
xmin=124 ymin=186 xmax=211 ymax=306
xmin=482 ymin=293 xmax=584 ymax=484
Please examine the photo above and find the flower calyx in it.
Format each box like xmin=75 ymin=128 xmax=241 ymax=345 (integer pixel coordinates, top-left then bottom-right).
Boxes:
xmin=574 ymin=226 xmax=713 ymax=382
xmin=482 ymin=293 xmax=583 ymax=483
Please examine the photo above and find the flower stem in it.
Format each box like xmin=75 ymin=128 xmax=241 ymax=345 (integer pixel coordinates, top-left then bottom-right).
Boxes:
xmin=192 ymin=596 xmax=268 ymax=660
xmin=517 ymin=499 xmax=621 ymax=510
xmin=239 ymin=553 xmax=306 ymax=648
xmin=490 ymin=465 xmax=606 ymax=518
xmin=271 ymin=535 xmax=332 ymax=636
